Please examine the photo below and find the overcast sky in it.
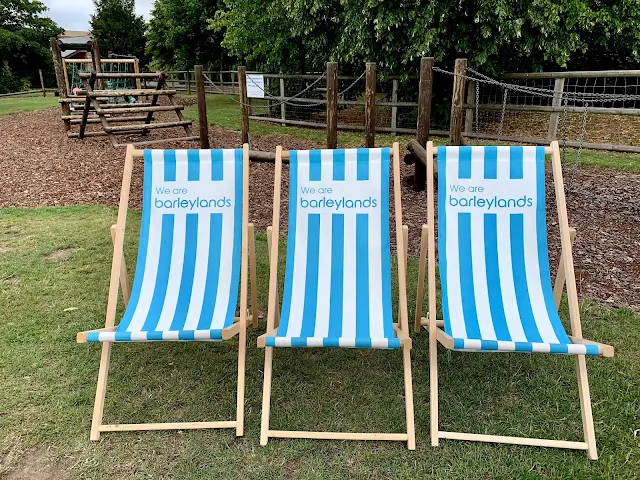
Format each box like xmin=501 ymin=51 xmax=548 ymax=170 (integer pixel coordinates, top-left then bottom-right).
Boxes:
xmin=42 ymin=0 xmax=154 ymax=32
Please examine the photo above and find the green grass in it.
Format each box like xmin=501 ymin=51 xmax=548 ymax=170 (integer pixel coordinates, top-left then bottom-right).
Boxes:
xmin=0 ymin=94 xmax=59 ymax=116
xmin=0 ymin=206 xmax=638 ymax=478
xmin=183 ymin=94 xmax=640 ymax=172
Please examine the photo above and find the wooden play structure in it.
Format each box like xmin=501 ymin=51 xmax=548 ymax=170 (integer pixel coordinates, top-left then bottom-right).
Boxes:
xmin=50 ymin=36 xmax=197 ymax=147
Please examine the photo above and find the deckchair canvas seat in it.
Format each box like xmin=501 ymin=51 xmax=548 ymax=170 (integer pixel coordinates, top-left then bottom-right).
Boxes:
xmin=78 ymin=145 xmax=256 ymax=441
xmin=259 ymin=145 xmax=415 ymax=449
xmin=417 ymin=142 xmax=613 ymax=460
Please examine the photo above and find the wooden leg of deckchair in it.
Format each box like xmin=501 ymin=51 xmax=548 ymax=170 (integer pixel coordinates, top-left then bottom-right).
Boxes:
xmin=553 ymin=227 xmax=576 ymax=309
xmin=266 ymin=227 xmax=280 ymax=328
xmin=402 ymin=345 xmax=416 ymax=450
xmin=429 ymin=318 xmax=439 ymax=446
xmin=260 ymin=346 xmax=274 ymax=446
xmin=90 ymin=341 xmax=112 ymax=441
xmin=236 ymin=320 xmax=247 ymax=436
xmin=576 ymin=355 xmax=598 ymax=459
xmin=415 ymin=224 xmax=428 ymax=332
xmin=248 ymin=223 xmax=258 ymax=328
xmin=110 ymin=225 xmax=130 ymax=307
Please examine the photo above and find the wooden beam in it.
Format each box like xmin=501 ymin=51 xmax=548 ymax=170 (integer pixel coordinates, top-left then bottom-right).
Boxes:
xmin=238 ymin=66 xmax=249 ymax=144
xmin=326 ymin=62 xmax=338 ymax=149
xmin=105 ymin=120 xmax=192 ymax=132
xmin=86 ymin=89 xmax=177 ymax=97
xmin=50 ymin=37 xmax=71 ymax=131
xmin=365 ymin=62 xmax=376 ymax=148
xmin=100 ymin=421 xmax=236 ymax=432
xmin=449 ymin=58 xmax=467 ymax=146
xmin=195 ymin=65 xmax=210 ymax=149
xmin=79 ymin=72 xmax=96 ymax=139
xmin=415 ymin=57 xmax=434 ymax=191
xmin=79 ymin=72 xmax=161 ymax=79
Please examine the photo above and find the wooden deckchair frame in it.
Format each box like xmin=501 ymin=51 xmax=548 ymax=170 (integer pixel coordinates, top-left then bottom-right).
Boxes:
xmin=78 ymin=144 xmax=258 ymax=441
xmin=415 ymin=140 xmax=613 ymax=459
xmin=258 ymin=143 xmax=416 ymax=449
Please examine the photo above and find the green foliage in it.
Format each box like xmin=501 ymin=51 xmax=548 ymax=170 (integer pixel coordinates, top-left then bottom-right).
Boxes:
xmin=0 ymin=0 xmax=62 ymax=93
xmin=146 ymin=0 xmax=232 ymax=70
xmin=90 ymin=0 xmax=147 ymax=64
xmin=211 ymin=0 xmax=640 ymax=75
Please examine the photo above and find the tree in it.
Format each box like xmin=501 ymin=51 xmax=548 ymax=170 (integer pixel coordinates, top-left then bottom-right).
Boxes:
xmin=211 ymin=0 xmax=640 ymax=75
xmin=90 ymin=0 xmax=147 ymax=63
xmin=0 ymin=0 xmax=62 ymax=93
xmin=147 ymin=0 xmax=232 ymax=70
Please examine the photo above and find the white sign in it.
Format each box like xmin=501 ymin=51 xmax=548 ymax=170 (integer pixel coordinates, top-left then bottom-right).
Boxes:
xmin=246 ymin=74 xmax=265 ymax=98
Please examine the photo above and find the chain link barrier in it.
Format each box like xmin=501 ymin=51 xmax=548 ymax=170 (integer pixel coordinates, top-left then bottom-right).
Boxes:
xmin=433 ymin=65 xmax=640 ymax=211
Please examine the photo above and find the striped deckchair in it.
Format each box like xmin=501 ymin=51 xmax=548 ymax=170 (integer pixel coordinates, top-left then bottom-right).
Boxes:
xmin=415 ymin=141 xmax=613 ymax=459
xmin=258 ymin=144 xmax=415 ymax=449
xmin=77 ymin=144 xmax=257 ymax=441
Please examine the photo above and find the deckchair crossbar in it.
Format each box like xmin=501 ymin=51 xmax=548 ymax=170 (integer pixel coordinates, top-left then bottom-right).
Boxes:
xmin=268 ymin=430 xmax=409 ymax=441
xmin=100 ymin=421 xmax=236 ymax=432
xmin=438 ymin=431 xmax=588 ymax=450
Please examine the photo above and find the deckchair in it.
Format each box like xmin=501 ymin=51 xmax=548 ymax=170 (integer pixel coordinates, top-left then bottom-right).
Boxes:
xmin=257 ymin=143 xmax=415 ymax=449
xmin=415 ymin=141 xmax=613 ymax=459
xmin=77 ymin=144 xmax=258 ymax=441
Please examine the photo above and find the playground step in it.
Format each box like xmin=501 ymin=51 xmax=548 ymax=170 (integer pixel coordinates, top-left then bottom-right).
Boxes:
xmin=60 ymin=97 xmax=109 ymax=103
xmin=69 ymin=115 xmax=151 ymax=125
xmin=114 ymin=136 xmax=201 ymax=148
xmin=79 ymin=72 xmax=161 ymax=79
xmin=104 ymin=120 xmax=192 ymax=132
xmin=86 ymin=89 xmax=177 ymax=97
xmin=95 ymin=105 xmax=184 ymax=114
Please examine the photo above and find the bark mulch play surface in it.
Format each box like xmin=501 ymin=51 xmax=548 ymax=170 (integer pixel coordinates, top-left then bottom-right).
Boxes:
xmin=1 ymin=108 xmax=638 ymax=310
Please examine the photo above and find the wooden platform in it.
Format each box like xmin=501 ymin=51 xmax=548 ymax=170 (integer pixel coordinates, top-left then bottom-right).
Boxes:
xmin=59 ymin=71 xmax=196 ymax=147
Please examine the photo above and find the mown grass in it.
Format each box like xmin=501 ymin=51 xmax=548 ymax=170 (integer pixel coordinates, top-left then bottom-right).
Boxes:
xmin=0 ymin=94 xmax=59 ymax=116
xmin=183 ymin=94 xmax=640 ymax=172
xmin=0 ymin=206 xmax=638 ymax=478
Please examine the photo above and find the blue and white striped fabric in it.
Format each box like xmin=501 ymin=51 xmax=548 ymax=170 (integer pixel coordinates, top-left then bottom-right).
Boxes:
xmin=438 ymin=146 xmax=599 ymax=356
xmin=264 ymin=148 xmax=399 ymax=349
xmin=88 ymin=149 xmax=243 ymax=342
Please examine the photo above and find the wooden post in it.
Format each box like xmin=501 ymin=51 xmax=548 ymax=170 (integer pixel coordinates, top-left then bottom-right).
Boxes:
xmin=38 ymin=69 xmax=46 ymax=96
xmin=548 ymin=77 xmax=566 ymax=140
xmin=449 ymin=58 xmax=467 ymax=146
xmin=279 ymin=77 xmax=286 ymax=126
xmin=326 ymin=62 xmax=338 ymax=149
xmin=90 ymin=40 xmax=104 ymax=89
xmin=391 ymin=79 xmax=398 ymax=136
xmin=464 ymin=80 xmax=476 ymax=134
xmin=365 ymin=62 xmax=376 ymax=148
xmin=415 ymin=57 xmax=434 ymax=191
xmin=195 ymin=65 xmax=210 ymax=149
xmin=49 ymin=37 xmax=71 ymax=131
xmin=185 ymin=71 xmax=191 ymax=95
xmin=134 ymin=59 xmax=141 ymax=89
xmin=238 ymin=66 xmax=249 ymax=144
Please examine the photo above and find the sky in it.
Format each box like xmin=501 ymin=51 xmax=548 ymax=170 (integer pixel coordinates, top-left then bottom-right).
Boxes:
xmin=42 ymin=0 xmax=154 ymax=32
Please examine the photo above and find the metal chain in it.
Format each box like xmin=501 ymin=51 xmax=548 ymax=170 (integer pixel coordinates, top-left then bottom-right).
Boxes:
xmin=202 ymin=72 xmax=327 ymax=108
xmin=203 ymin=70 xmax=367 ymax=109
xmin=499 ymin=87 xmax=508 ymax=136
xmin=435 ymin=66 xmax=640 ymax=103
xmin=475 ymin=80 xmax=480 ymax=134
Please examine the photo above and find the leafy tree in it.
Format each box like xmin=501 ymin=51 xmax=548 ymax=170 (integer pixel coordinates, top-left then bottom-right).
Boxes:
xmin=146 ymin=0 xmax=232 ymax=70
xmin=90 ymin=0 xmax=147 ymax=63
xmin=211 ymin=0 xmax=640 ymax=75
xmin=0 ymin=0 xmax=62 ymax=93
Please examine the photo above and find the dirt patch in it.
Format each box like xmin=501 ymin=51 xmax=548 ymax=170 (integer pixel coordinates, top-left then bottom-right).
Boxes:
xmin=0 ymin=246 xmax=10 ymax=253
xmin=0 ymin=108 xmax=638 ymax=309
xmin=1 ymin=446 xmax=70 ymax=480
xmin=0 ymin=275 xmax=20 ymax=288
xmin=46 ymin=248 xmax=79 ymax=262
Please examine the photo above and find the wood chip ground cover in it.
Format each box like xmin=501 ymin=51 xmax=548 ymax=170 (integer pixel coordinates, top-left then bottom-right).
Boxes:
xmin=1 ymin=108 xmax=638 ymax=309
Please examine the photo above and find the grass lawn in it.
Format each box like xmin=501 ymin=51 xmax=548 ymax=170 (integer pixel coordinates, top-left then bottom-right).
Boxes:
xmin=0 ymin=206 xmax=638 ymax=478
xmin=0 ymin=94 xmax=59 ymax=116
xmin=183 ymin=94 xmax=640 ymax=172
